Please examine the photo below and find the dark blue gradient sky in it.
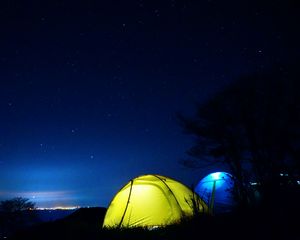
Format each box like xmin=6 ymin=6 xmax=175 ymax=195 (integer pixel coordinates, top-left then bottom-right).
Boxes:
xmin=0 ymin=1 xmax=298 ymax=207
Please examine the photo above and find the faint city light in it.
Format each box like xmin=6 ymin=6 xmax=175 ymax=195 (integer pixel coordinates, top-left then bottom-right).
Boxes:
xmin=36 ymin=206 xmax=80 ymax=210
xmin=250 ymin=182 xmax=258 ymax=186
xmin=297 ymin=181 xmax=300 ymax=185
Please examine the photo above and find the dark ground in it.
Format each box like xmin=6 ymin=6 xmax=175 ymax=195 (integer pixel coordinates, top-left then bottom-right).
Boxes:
xmin=3 ymin=186 xmax=300 ymax=240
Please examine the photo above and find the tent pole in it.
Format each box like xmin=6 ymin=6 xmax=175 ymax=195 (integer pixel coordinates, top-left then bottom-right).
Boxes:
xmin=118 ymin=180 xmax=134 ymax=228
xmin=209 ymin=180 xmax=216 ymax=214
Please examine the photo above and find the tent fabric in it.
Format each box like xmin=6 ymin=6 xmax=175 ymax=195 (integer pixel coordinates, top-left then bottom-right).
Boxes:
xmin=195 ymin=172 xmax=236 ymax=214
xmin=103 ymin=174 xmax=208 ymax=228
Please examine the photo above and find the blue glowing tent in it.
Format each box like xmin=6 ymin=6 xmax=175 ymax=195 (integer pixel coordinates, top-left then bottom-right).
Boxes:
xmin=195 ymin=172 xmax=236 ymax=214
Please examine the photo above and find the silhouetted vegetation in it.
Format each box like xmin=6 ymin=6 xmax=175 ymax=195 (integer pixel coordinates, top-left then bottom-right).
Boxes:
xmin=0 ymin=197 xmax=37 ymax=238
xmin=0 ymin=197 xmax=35 ymax=213
xmin=178 ymin=64 xmax=300 ymax=207
xmin=8 ymin=205 xmax=299 ymax=240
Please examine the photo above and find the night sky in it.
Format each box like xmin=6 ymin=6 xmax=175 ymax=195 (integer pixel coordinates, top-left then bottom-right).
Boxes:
xmin=0 ymin=1 xmax=299 ymax=208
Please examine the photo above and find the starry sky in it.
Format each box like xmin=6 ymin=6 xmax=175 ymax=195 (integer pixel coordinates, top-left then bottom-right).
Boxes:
xmin=0 ymin=1 xmax=299 ymax=208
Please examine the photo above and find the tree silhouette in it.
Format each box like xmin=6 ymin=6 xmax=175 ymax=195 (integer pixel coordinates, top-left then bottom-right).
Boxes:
xmin=178 ymin=65 xmax=300 ymax=206
xmin=0 ymin=197 xmax=35 ymax=213
xmin=0 ymin=197 xmax=36 ymax=237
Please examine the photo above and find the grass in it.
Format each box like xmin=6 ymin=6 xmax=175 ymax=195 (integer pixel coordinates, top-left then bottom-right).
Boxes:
xmin=7 ymin=186 xmax=300 ymax=240
xmin=8 ymin=208 xmax=298 ymax=240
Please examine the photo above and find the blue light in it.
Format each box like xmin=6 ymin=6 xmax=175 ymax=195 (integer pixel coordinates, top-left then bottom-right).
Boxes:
xmin=195 ymin=172 xmax=235 ymax=214
xmin=211 ymin=172 xmax=221 ymax=180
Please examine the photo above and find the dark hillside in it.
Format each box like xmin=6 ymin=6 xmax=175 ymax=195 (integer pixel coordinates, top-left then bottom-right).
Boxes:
xmin=9 ymin=188 xmax=300 ymax=240
xmin=10 ymin=207 xmax=106 ymax=240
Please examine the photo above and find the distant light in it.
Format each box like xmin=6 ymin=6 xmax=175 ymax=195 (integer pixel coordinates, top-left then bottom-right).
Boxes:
xmin=280 ymin=173 xmax=289 ymax=177
xmin=297 ymin=181 xmax=300 ymax=185
xmin=250 ymin=182 xmax=258 ymax=186
xmin=36 ymin=206 xmax=80 ymax=210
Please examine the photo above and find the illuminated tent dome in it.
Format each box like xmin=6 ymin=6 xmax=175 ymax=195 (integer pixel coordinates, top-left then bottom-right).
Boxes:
xmin=103 ymin=174 xmax=208 ymax=228
xmin=195 ymin=172 xmax=236 ymax=214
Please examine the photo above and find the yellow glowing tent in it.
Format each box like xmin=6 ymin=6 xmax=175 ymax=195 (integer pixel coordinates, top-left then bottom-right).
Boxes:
xmin=102 ymin=174 xmax=208 ymax=228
